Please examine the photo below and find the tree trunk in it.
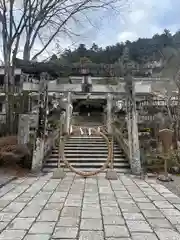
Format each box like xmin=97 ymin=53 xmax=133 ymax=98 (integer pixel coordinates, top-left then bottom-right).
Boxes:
xmin=4 ymin=48 xmax=16 ymax=135
xmin=23 ymin=42 xmax=31 ymax=61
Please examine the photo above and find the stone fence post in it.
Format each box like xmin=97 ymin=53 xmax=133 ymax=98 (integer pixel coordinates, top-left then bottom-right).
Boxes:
xmin=18 ymin=114 xmax=30 ymax=144
xmin=65 ymin=92 xmax=72 ymax=134
xmin=107 ymin=93 xmax=112 ymax=134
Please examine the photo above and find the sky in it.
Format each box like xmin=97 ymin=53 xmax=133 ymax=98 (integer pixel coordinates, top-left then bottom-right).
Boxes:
xmin=92 ymin=0 xmax=179 ymax=46
xmin=60 ymin=0 xmax=180 ymax=49
xmin=0 ymin=0 xmax=179 ymax=61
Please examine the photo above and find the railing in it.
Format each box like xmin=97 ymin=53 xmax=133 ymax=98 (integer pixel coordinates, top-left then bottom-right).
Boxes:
xmin=44 ymin=129 xmax=59 ymax=157
xmin=112 ymin=123 xmax=130 ymax=162
xmin=40 ymin=113 xmax=65 ymax=170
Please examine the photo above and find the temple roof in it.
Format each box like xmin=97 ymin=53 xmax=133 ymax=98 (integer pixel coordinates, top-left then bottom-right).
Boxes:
xmin=15 ymin=58 xmax=153 ymax=78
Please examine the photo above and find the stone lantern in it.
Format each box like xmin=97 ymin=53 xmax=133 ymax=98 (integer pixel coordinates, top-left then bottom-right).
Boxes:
xmin=80 ymin=66 xmax=92 ymax=93
xmin=158 ymin=128 xmax=174 ymax=182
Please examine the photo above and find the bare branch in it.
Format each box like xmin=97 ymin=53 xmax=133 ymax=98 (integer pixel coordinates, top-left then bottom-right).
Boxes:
xmin=0 ymin=0 xmax=128 ymax=62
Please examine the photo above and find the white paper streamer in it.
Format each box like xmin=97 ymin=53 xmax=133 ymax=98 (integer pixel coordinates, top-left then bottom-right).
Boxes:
xmin=70 ymin=125 xmax=73 ymax=134
xmin=88 ymin=128 xmax=91 ymax=136
xmin=80 ymin=127 xmax=84 ymax=135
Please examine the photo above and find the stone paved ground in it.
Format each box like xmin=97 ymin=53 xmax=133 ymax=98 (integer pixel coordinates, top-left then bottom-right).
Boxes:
xmin=159 ymin=175 xmax=180 ymax=198
xmin=0 ymin=173 xmax=180 ymax=239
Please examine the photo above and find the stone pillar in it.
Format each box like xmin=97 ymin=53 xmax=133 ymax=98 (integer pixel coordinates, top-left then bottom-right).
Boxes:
xmin=125 ymin=76 xmax=141 ymax=175
xmin=131 ymin=104 xmax=141 ymax=175
xmin=31 ymin=138 xmax=44 ymax=172
xmin=18 ymin=114 xmax=30 ymax=144
xmin=107 ymin=93 xmax=112 ymax=134
xmin=65 ymin=92 xmax=72 ymax=134
xmin=36 ymin=73 xmax=48 ymax=138
xmin=31 ymin=72 xmax=48 ymax=173
xmin=126 ymin=103 xmax=132 ymax=165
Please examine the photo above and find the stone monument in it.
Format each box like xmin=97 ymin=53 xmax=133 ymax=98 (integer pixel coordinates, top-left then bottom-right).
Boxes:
xmin=158 ymin=128 xmax=174 ymax=182
xmin=18 ymin=114 xmax=30 ymax=144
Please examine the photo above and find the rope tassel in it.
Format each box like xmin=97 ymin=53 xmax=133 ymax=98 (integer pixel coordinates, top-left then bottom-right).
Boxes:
xmin=70 ymin=125 xmax=73 ymax=134
xmin=80 ymin=127 xmax=84 ymax=135
xmin=88 ymin=128 xmax=91 ymax=135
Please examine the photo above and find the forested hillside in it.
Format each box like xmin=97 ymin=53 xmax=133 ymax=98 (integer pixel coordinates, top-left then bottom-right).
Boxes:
xmin=56 ymin=29 xmax=180 ymax=65
xmin=16 ymin=29 xmax=180 ymax=78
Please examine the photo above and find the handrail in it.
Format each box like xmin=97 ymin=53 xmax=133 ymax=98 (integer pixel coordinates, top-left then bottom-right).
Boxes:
xmin=112 ymin=123 xmax=130 ymax=162
xmin=44 ymin=129 xmax=59 ymax=157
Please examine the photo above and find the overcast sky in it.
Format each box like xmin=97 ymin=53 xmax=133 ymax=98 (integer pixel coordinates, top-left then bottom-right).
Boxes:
xmin=1 ymin=0 xmax=179 ymax=61
xmin=90 ymin=0 xmax=179 ymax=46
xmin=40 ymin=0 xmax=179 ymax=59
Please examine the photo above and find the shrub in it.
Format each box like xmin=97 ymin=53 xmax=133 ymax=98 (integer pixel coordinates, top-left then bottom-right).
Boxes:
xmin=0 ymin=136 xmax=32 ymax=169
xmin=0 ymin=136 xmax=17 ymax=148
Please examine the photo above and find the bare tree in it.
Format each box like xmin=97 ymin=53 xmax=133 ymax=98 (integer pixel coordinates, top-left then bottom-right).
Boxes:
xmin=0 ymin=0 xmax=29 ymax=133
xmin=0 ymin=0 xmax=127 ymax=61
xmin=0 ymin=0 xmax=128 ymax=132
xmin=25 ymin=0 xmax=127 ymax=61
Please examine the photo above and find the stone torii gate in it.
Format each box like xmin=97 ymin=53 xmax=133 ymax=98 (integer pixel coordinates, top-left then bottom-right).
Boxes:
xmin=25 ymin=71 xmax=173 ymax=175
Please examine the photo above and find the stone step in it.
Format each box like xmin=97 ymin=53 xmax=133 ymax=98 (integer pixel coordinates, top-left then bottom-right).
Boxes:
xmin=50 ymin=155 xmax=125 ymax=159
xmin=43 ymin=167 xmax=130 ymax=173
xmin=61 ymin=151 xmax=123 ymax=155
xmin=69 ymin=136 xmax=105 ymax=139
xmin=49 ymin=152 xmax=125 ymax=159
xmin=66 ymin=140 xmax=108 ymax=143
xmin=44 ymin=161 xmax=129 ymax=168
xmin=66 ymin=142 xmax=108 ymax=145
xmin=49 ymin=156 xmax=126 ymax=160
xmin=52 ymin=149 xmax=123 ymax=154
xmin=65 ymin=140 xmax=114 ymax=143
xmin=44 ymin=163 xmax=129 ymax=169
xmin=67 ymin=136 xmax=110 ymax=138
xmin=64 ymin=144 xmax=115 ymax=147
xmin=66 ymin=139 xmax=116 ymax=142
xmin=46 ymin=158 xmax=127 ymax=163
xmin=64 ymin=154 xmax=124 ymax=158
xmin=43 ymin=130 xmax=130 ymax=173
xmin=63 ymin=146 xmax=121 ymax=150
xmin=67 ymin=137 xmax=110 ymax=140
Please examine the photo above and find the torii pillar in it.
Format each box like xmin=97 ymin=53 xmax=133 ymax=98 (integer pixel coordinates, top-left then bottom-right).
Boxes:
xmin=107 ymin=93 xmax=112 ymax=134
xmin=125 ymin=75 xmax=141 ymax=175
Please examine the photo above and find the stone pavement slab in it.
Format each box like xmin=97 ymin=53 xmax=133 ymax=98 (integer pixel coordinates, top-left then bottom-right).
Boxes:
xmin=0 ymin=171 xmax=16 ymax=189
xmin=24 ymin=234 xmax=50 ymax=240
xmin=79 ymin=230 xmax=104 ymax=240
xmin=1 ymin=172 xmax=180 ymax=239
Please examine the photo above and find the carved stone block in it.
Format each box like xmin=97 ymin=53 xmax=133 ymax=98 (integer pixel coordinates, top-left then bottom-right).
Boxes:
xmin=158 ymin=129 xmax=174 ymax=153
xmin=18 ymin=114 xmax=30 ymax=145
xmin=105 ymin=169 xmax=118 ymax=180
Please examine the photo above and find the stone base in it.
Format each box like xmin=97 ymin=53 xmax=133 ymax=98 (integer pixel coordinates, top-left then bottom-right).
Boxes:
xmin=52 ymin=168 xmax=66 ymax=179
xmin=139 ymin=172 xmax=157 ymax=180
xmin=105 ymin=169 xmax=118 ymax=180
xmin=29 ymin=171 xmax=46 ymax=177
xmin=157 ymin=174 xmax=174 ymax=182
xmin=147 ymin=173 xmax=157 ymax=178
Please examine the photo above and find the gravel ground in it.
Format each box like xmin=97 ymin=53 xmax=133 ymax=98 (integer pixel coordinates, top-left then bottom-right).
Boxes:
xmin=158 ymin=175 xmax=180 ymax=197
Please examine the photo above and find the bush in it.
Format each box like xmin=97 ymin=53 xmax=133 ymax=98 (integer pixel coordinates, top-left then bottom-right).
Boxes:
xmin=0 ymin=136 xmax=17 ymax=148
xmin=166 ymin=149 xmax=180 ymax=173
xmin=0 ymin=136 xmax=32 ymax=169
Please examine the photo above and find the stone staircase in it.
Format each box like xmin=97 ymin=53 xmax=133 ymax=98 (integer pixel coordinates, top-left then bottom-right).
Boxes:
xmin=43 ymin=135 xmax=130 ymax=173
